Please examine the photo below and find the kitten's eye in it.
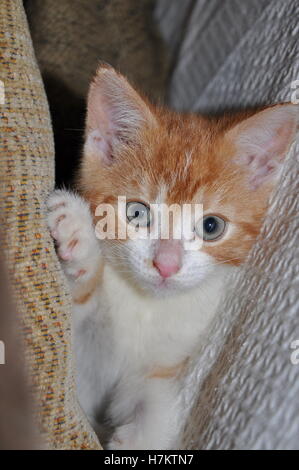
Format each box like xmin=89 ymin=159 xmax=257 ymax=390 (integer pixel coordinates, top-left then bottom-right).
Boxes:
xmin=196 ymin=215 xmax=226 ymax=241
xmin=126 ymin=202 xmax=152 ymax=227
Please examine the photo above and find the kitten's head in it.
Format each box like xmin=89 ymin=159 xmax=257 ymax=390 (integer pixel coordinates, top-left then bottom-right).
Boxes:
xmin=79 ymin=64 xmax=298 ymax=295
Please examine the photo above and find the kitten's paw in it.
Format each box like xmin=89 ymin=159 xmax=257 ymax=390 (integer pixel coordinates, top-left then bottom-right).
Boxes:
xmin=47 ymin=190 xmax=99 ymax=278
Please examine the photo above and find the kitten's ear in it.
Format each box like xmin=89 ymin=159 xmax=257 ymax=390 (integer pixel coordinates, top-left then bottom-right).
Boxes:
xmin=226 ymin=103 xmax=298 ymax=190
xmin=84 ymin=64 xmax=157 ymax=165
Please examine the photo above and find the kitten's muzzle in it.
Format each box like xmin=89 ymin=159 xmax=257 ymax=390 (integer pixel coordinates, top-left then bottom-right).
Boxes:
xmin=153 ymin=240 xmax=183 ymax=279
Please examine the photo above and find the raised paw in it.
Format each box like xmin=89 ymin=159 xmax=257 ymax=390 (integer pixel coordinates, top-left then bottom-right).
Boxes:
xmin=47 ymin=190 xmax=99 ymax=279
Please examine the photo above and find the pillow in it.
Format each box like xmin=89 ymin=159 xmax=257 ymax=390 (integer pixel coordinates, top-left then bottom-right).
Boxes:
xmin=0 ymin=0 xmax=101 ymax=449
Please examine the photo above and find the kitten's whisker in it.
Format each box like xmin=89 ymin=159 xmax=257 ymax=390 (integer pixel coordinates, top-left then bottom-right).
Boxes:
xmin=203 ymin=257 xmax=242 ymax=268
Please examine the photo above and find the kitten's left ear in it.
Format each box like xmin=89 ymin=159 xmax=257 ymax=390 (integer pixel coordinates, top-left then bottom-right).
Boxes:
xmin=84 ymin=64 xmax=157 ymax=165
xmin=226 ymin=103 xmax=298 ymax=190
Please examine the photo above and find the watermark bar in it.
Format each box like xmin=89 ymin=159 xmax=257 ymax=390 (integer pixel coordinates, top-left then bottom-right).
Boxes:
xmin=290 ymin=340 xmax=299 ymax=365
xmin=291 ymin=79 xmax=299 ymax=104
xmin=0 ymin=340 xmax=5 ymax=365
xmin=94 ymin=196 xmax=204 ymax=250
xmin=0 ymin=80 xmax=4 ymax=105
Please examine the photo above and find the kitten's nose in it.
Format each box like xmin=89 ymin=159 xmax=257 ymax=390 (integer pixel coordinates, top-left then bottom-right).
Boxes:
xmin=153 ymin=240 xmax=182 ymax=279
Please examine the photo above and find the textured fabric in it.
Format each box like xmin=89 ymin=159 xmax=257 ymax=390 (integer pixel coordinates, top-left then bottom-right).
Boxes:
xmin=156 ymin=0 xmax=299 ymax=450
xmin=0 ymin=0 xmax=101 ymax=449
xmin=154 ymin=0 xmax=194 ymax=67
xmin=25 ymin=0 xmax=168 ymax=187
xmin=1 ymin=0 xmax=298 ymax=451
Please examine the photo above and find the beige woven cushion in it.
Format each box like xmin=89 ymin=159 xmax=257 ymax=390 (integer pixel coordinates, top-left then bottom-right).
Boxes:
xmin=0 ymin=0 xmax=100 ymax=449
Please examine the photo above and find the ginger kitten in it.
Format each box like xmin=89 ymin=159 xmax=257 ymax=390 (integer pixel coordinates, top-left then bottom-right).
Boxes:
xmin=47 ymin=65 xmax=298 ymax=449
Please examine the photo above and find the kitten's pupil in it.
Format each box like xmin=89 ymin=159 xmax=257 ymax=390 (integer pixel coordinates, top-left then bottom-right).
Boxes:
xmin=204 ymin=217 xmax=218 ymax=233
xmin=200 ymin=215 xmax=226 ymax=241
xmin=126 ymin=202 xmax=152 ymax=227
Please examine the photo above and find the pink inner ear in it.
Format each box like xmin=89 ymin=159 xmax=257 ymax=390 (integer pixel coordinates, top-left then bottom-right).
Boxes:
xmin=247 ymin=154 xmax=279 ymax=190
xmin=245 ymin=131 xmax=284 ymax=189
xmin=86 ymin=129 xmax=113 ymax=165
xmin=231 ymin=104 xmax=298 ymax=190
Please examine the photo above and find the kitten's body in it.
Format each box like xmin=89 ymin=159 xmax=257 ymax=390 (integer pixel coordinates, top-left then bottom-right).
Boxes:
xmin=74 ymin=259 xmax=230 ymax=448
xmin=47 ymin=65 xmax=298 ymax=449
xmin=52 ymin=190 xmax=231 ymax=448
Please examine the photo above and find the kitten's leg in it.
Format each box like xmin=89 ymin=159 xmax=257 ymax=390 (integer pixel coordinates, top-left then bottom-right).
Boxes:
xmin=47 ymin=189 xmax=102 ymax=299
xmin=47 ymin=190 xmax=107 ymax=424
xmin=108 ymin=377 xmax=181 ymax=450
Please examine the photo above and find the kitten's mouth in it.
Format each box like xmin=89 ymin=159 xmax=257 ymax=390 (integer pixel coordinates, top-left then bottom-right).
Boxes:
xmin=157 ymin=278 xmax=168 ymax=288
xmin=145 ymin=274 xmax=180 ymax=296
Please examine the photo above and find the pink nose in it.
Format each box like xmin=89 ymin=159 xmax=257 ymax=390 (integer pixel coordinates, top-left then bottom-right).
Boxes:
xmin=153 ymin=240 xmax=182 ymax=279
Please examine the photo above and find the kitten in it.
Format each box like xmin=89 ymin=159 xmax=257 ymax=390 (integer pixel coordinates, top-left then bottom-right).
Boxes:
xmin=47 ymin=64 xmax=298 ymax=449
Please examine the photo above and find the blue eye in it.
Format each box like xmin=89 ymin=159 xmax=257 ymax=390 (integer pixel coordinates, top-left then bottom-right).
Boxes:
xmin=126 ymin=202 xmax=152 ymax=227
xmin=196 ymin=215 xmax=226 ymax=241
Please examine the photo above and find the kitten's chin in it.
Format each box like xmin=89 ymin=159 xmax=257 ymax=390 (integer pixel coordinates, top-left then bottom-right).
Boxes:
xmin=133 ymin=276 xmax=201 ymax=298
xmin=139 ymin=280 xmax=176 ymax=298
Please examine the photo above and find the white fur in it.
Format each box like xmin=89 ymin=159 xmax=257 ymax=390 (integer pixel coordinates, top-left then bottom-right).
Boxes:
xmin=47 ymin=189 xmax=233 ymax=449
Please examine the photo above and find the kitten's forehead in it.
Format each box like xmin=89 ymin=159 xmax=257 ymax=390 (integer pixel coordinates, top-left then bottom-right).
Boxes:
xmin=138 ymin=116 xmax=228 ymax=205
xmin=144 ymin=145 xmax=219 ymax=206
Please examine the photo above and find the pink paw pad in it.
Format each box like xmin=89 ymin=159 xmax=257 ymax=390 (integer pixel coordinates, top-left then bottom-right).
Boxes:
xmin=59 ymin=238 xmax=78 ymax=261
xmin=75 ymin=269 xmax=87 ymax=279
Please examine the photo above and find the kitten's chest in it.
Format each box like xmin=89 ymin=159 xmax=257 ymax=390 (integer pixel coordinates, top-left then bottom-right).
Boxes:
xmin=101 ymin=265 xmax=228 ymax=367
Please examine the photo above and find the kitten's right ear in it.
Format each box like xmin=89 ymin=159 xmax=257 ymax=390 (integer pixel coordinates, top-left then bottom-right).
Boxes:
xmin=225 ymin=103 xmax=298 ymax=190
xmin=84 ymin=64 xmax=157 ymax=165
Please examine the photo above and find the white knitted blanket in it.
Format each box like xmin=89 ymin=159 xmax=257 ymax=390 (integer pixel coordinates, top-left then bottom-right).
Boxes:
xmin=156 ymin=0 xmax=299 ymax=450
